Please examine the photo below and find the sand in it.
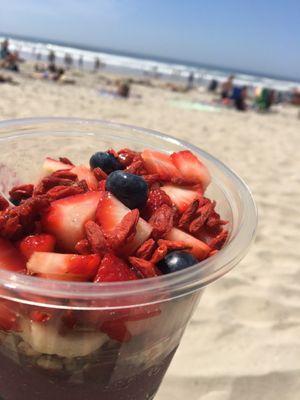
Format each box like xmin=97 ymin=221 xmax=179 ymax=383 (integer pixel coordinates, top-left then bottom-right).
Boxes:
xmin=0 ymin=66 xmax=300 ymax=399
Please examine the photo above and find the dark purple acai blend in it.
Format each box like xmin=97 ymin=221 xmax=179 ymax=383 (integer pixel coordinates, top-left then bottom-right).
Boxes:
xmin=0 ymin=345 xmax=177 ymax=400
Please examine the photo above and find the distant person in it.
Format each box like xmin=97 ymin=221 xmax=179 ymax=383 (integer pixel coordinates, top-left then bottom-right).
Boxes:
xmin=94 ymin=57 xmax=101 ymax=71
xmin=64 ymin=53 xmax=73 ymax=69
xmin=275 ymin=91 xmax=283 ymax=104
xmin=36 ymin=52 xmax=42 ymax=61
xmin=232 ymin=86 xmax=248 ymax=111
xmin=290 ymin=89 xmax=300 ymax=106
xmin=151 ymin=66 xmax=160 ymax=78
xmin=3 ymin=50 xmax=21 ymax=72
xmin=78 ymin=55 xmax=84 ymax=68
xmin=208 ymin=79 xmax=218 ymax=92
xmin=32 ymin=66 xmax=75 ymax=84
xmin=268 ymin=90 xmax=275 ymax=108
xmin=187 ymin=72 xmax=194 ymax=90
xmin=52 ymin=67 xmax=66 ymax=81
xmin=0 ymin=74 xmax=14 ymax=83
xmin=255 ymin=88 xmax=274 ymax=111
xmin=0 ymin=39 xmax=10 ymax=60
xmin=48 ymin=63 xmax=58 ymax=73
xmin=117 ymin=80 xmax=131 ymax=98
xmin=11 ymin=51 xmax=21 ymax=71
xmin=221 ymin=75 xmax=234 ymax=99
xmin=48 ymin=50 xmax=56 ymax=65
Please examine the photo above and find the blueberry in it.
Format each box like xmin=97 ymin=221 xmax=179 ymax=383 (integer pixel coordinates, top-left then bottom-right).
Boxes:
xmin=158 ymin=251 xmax=198 ymax=274
xmin=89 ymin=152 xmax=122 ymax=174
xmin=106 ymin=171 xmax=148 ymax=209
xmin=9 ymin=197 xmax=20 ymax=206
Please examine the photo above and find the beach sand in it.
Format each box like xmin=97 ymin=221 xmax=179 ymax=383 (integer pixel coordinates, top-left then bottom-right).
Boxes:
xmin=0 ymin=66 xmax=300 ymax=399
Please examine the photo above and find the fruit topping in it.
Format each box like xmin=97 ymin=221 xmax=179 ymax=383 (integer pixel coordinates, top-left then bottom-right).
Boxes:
xmin=0 ymin=196 xmax=50 ymax=240
xmin=92 ymin=167 xmax=107 ymax=181
xmin=129 ymin=257 xmax=160 ymax=278
xmin=161 ymin=185 xmax=201 ymax=213
xmin=9 ymin=184 xmax=34 ymax=203
xmin=42 ymin=191 xmax=101 ymax=251
xmin=135 ymin=238 xmax=156 ymax=260
xmin=0 ymin=299 xmax=21 ymax=331
xmin=117 ymin=148 xmax=139 ymax=167
xmin=165 ymin=228 xmax=211 ymax=260
xmin=94 ymin=253 xmax=138 ymax=282
xmin=0 ymin=238 xmax=26 ymax=272
xmin=19 ymin=233 xmax=56 ymax=260
xmin=100 ymin=320 xmax=131 ymax=342
xmin=189 ymin=200 xmax=216 ymax=233
xmin=148 ymin=204 xmax=174 ymax=240
xmin=84 ymin=220 xmax=109 ymax=253
xmin=141 ymin=149 xmax=182 ymax=179
xmin=42 ymin=157 xmax=73 ymax=176
xmin=0 ymin=147 xmax=228 ymax=286
xmin=96 ymin=192 xmax=152 ymax=254
xmin=89 ymin=151 xmax=122 ymax=174
xmin=171 ymin=150 xmax=211 ymax=189
xmin=158 ymin=251 xmax=199 ymax=274
xmin=207 ymin=230 xmax=229 ymax=250
xmin=27 ymin=252 xmax=101 ymax=281
xmin=70 ymin=165 xmax=98 ymax=191
xmin=142 ymin=187 xmax=172 ymax=219
xmin=106 ymin=171 xmax=148 ymax=209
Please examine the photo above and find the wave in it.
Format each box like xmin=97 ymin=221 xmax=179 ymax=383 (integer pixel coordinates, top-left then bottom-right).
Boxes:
xmin=1 ymin=36 xmax=299 ymax=92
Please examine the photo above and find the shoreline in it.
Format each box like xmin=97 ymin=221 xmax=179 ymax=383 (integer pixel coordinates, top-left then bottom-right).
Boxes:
xmin=2 ymin=35 xmax=299 ymax=92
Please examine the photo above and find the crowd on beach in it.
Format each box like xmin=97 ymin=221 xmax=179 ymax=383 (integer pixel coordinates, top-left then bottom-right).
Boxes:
xmin=1 ymin=39 xmax=132 ymax=98
xmin=1 ymin=38 xmax=300 ymax=111
xmin=211 ymin=75 xmax=279 ymax=112
xmin=0 ymin=39 xmax=23 ymax=72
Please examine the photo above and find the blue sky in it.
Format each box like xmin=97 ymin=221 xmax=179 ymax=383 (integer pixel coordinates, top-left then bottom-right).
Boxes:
xmin=0 ymin=0 xmax=299 ymax=79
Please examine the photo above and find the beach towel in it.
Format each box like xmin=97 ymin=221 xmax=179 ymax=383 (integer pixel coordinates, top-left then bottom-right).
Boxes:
xmin=170 ymin=99 xmax=221 ymax=112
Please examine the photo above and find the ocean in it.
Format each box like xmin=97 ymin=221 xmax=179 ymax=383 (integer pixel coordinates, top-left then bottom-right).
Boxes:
xmin=1 ymin=33 xmax=299 ymax=92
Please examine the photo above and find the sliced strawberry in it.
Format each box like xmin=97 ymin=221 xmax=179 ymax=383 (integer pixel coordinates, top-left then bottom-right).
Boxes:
xmin=101 ymin=320 xmax=131 ymax=342
xmin=141 ymin=149 xmax=182 ymax=179
xmin=82 ymin=296 xmax=160 ymax=339
xmin=171 ymin=150 xmax=211 ymax=189
xmin=0 ymin=300 xmax=21 ymax=331
xmin=94 ymin=253 xmax=138 ymax=282
xmin=96 ymin=192 xmax=152 ymax=255
xmin=124 ymin=303 xmax=162 ymax=337
xmin=0 ymin=238 xmax=26 ymax=273
xmin=42 ymin=191 xmax=101 ymax=251
xmin=27 ymin=252 xmax=101 ymax=281
xmin=70 ymin=165 xmax=98 ymax=191
xmin=42 ymin=157 xmax=72 ymax=176
xmin=161 ymin=184 xmax=202 ymax=213
xmin=19 ymin=234 xmax=56 ymax=260
xmin=36 ymin=273 xmax=87 ymax=281
xmin=29 ymin=310 xmax=53 ymax=323
xmin=165 ymin=228 xmax=211 ymax=260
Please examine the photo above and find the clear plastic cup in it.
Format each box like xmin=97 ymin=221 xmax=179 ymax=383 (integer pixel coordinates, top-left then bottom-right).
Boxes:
xmin=0 ymin=118 xmax=257 ymax=400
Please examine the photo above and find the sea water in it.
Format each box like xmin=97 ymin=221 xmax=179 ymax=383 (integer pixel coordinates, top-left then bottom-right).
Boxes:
xmin=1 ymin=33 xmax=299 ymax=92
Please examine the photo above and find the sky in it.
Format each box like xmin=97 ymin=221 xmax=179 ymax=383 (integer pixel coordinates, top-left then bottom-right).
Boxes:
xmin=0 ymin=0 xmax=299 ymax=79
